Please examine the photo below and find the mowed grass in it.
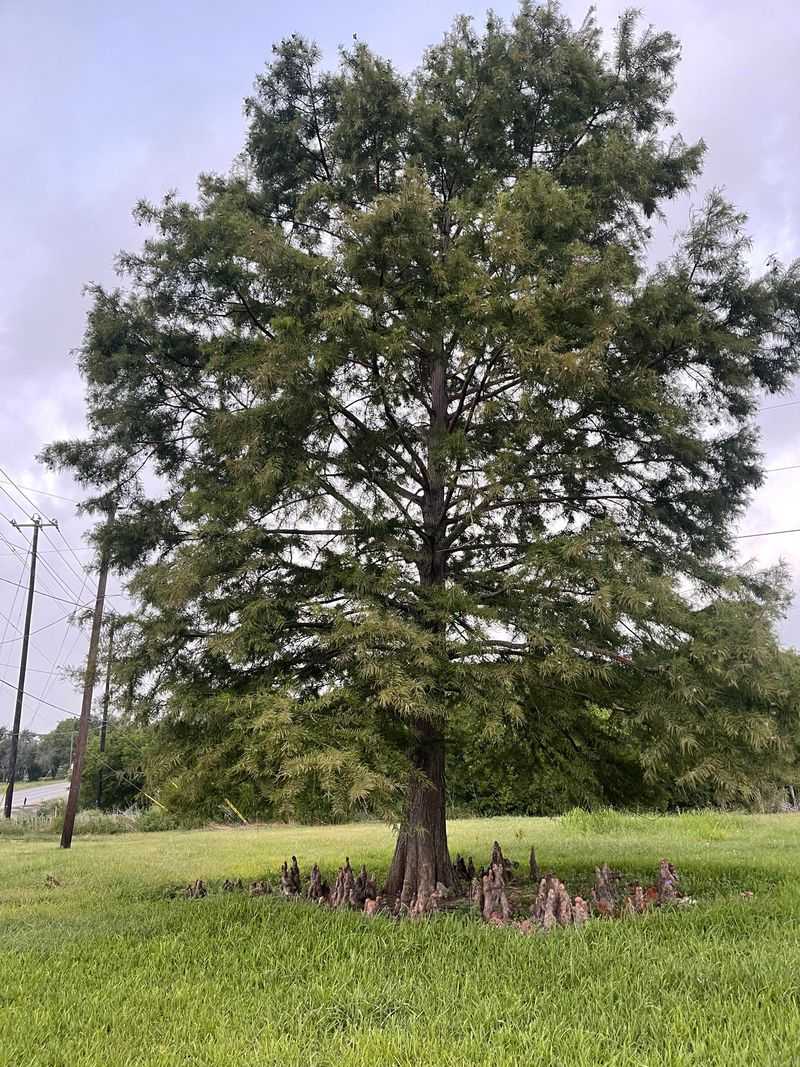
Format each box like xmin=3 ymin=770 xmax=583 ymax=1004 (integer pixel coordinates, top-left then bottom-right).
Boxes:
xmin=1 ymin=813 xmax=799 ymax=1067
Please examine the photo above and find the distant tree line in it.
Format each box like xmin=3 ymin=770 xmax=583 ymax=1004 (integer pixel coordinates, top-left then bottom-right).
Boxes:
xmin=0 ymin=715 xmax=149 ymax=811
xmin=0 ymin=719 xmax=76 ymax=782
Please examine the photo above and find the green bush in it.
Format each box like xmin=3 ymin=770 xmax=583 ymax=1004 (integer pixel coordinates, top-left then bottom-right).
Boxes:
xmin=136 ymin=808 xmax=204 ymax=832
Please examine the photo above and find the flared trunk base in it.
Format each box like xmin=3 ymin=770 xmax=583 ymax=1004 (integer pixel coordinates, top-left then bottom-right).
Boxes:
xmin=383 ymin=723 xmax=454 ymax=913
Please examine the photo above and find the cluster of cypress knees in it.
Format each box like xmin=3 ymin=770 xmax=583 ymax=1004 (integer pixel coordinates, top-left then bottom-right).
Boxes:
xmin=179 ymin=841 xmax=688 ymax=930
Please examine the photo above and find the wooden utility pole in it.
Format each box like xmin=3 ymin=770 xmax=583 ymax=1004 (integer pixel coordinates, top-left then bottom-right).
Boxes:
xmin=60 ymin=512 xmax=115 ymax=849
xmin=3 ymin=516 xmax=57 ymax=819
xmin=95 ymin=618 xmax=115 ymax=808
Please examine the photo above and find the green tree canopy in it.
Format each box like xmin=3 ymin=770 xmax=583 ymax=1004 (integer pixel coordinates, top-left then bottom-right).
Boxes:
xmin=36 ymin=719 xmax=77 ymax=779
xmin=45 ymin=2 xmax=800 ymax=907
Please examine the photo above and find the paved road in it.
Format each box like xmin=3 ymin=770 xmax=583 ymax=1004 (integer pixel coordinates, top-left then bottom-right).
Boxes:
xmin=4 ymin=780 xmax=70 ymax=814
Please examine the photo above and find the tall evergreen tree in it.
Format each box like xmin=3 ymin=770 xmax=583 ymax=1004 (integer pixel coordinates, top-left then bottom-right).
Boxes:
xmin=45 ymin=3 xmax=800 ymax=907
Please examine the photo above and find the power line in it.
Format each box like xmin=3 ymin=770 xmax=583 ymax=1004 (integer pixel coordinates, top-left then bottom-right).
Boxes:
xmin=0 ymin=548 xmax=29 ymax=648
xmin=0 ymin=674 xmax=79 ymax=719
xmin=0 ymin=511 xmax=97 ymax=731
xmin=0 ymin=572 xmax=125 ymax=609
xmin=760 ymin=399 xmax=800 ymax=412
xmin=734 ymin=527 xmax=800 ymax=540
xmin=0 ymin=466 xmax=58 ymax=522
xmin=1 ymin=513 xmax=85 ymax=604
xmin=0 ymin=524 xmax=28 ymax=562
xmin=0 ymin=609 xmax=85 ymax=646
xmin=0 ymin=476 xmax=89 ymax=600
xmin=20 ymin=532 xmax=85 ymax=603
xmin=2 ymin=517 xmax=57 ymax=818
xmin=0 ymin=593 xmax=62 ymax=666
xmin=2 ymin=511 xmax=115 ymax=598
xmin=41 ymin=528 xmax=89 ymax=589
xmin=0 ymin=545 xmax=93 ymax=558
xmin=0 ymin=478 xmax=80 ymax=505
xmin=0 ymin=572 xmax=99 ymax=609
xmin=0 ymin=662 xmax=71 ymax=675
xmin=0 ymin=557 xmax=95 ymax=730
xmin=27 ymin=617 xmax=87 ymax=732
xmin=54 ymin=522 xmax=96 ymax=586
xmin=25 ymin=554 xmax=91 ymax=734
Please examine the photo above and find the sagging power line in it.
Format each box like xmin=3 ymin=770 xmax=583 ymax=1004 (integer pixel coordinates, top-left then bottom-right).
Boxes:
xmin=2 ymin=516 xmax=58 ymax=818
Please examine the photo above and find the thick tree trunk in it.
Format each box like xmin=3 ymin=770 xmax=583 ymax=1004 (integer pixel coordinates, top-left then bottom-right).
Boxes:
xmin=385 ymin=343 xmax=454 ymax=910
xmin=384 ymin=718 xmax=455 ymax=908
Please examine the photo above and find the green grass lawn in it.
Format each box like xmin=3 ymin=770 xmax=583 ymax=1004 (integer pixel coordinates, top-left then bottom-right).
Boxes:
xmin=1 ymin=812 xmax=799 ymax=1067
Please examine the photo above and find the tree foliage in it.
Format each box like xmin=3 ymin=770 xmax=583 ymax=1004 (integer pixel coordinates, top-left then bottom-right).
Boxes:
xmin=44 ymin=3 xmax=800 ymax=882
xmin=1 ymin=719 xmax=76 ymax=784
xmin=82 ymin=722 xmax=150 ymax=811
xmin=0 ymin=728 xmax=44 ymax=782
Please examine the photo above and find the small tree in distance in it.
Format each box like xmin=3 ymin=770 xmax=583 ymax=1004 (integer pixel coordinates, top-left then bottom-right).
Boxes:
xmin=45 ymin=3 xmax=800 ymax=908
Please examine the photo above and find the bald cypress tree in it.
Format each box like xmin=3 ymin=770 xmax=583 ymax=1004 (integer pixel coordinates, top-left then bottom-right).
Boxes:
xmin=46 ymin=3 xmax=800 ymax=906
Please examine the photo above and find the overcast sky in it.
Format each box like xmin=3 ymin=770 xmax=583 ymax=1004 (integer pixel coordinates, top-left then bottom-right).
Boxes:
xmin=1 ymin=0 xmax=799 ymax=735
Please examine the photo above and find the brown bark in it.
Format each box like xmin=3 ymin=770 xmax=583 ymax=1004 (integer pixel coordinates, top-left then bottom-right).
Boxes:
xmin=592 ymin=863 xmax=622 ymax=917
xmin=656 ymin=859 xmax=681 ymax=904
xmin=330 ymin=858 xmax=356 ymax=908
xmin=280 ymin=856 xmax=302 ymax=897
xmin=307 ymin=863 xmax=329 ymax=902
xmin=622 ymin=883 xmax=647 ymax=915
xmin=490 ymin=840 xmax=513 ymax=879
xmin=529 ymin=847 xmax=540 ymax=884
xmin=384 ymin=344 xmax=457 ymax=910
xmin=383 ymin=718 xmax=455 ymax=909
xmin=471 ymin=874 xmax=484 ymax=912
xmin=481 ymin=863 xmax=512 ymax=922
xmin=454 ymin=854 xmax=475 ymax=882
xmin=573 ymin=896 xmax=590 ymax=926
xmin=532 ymin=874 xmax=573 ymax=930
xmin=352 ymin=865 xmax=378 ymax=908
xmin=249 ymin=879 xmax=272 ymax=896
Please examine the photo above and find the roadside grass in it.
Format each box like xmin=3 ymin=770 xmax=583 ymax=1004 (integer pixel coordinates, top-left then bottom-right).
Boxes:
xmin=1 ymin=813 xmax=799 ymax=1066
xmin=0 ymin=777 xmax=68 ymax=790
xmin=0 ymin=801 xmax=201 ymax=837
